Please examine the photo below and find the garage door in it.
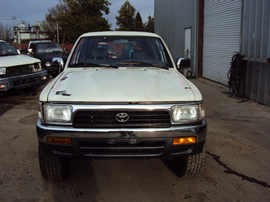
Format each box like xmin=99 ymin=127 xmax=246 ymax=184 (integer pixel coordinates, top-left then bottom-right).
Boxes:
xmin=203 ymin=0 xmax=242 ymax=85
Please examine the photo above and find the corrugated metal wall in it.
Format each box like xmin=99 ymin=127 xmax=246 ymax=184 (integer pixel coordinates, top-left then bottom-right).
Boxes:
xmin=203 ymin=0 xmax=242 ymax=85
xmin=154 ymin=0 xmax=270 ymax=106
xmin=154 ymin=0 xmax=197 ymax=74
xmin=240 ymin=0 xmax=270 ymax=106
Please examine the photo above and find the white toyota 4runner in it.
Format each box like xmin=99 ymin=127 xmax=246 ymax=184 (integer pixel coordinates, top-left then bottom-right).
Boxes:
xmin=0 ymin=40 xmax=48 ymax=92
xmin=36 ymin=31 xmax=207 ymax=181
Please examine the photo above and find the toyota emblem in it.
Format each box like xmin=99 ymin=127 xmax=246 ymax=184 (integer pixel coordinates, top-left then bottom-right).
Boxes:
xmin=116 ymin=112 xmax=129 ymax=123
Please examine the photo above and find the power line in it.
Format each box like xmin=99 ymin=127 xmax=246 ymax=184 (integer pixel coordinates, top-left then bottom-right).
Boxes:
xmin=0 ymin=16 xmax=16 ymax=21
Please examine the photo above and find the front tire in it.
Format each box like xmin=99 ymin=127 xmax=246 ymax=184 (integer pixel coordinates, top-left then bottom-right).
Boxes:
xmin=38 ymin=146 xmax=69 ymax=181
xmin=168 ymin=146 xmax=206 ymax=178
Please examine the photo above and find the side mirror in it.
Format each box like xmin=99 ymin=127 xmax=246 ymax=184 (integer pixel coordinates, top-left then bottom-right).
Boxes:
xmin=28 ymin=48 xmax=33 ymax=54
xmin=176 ymin=58 xmax=191 ymax=70
xmin=52 ymin=57 xmax=65 ymax=72
xmin=63 ymin=47 xmax=69 ymax=55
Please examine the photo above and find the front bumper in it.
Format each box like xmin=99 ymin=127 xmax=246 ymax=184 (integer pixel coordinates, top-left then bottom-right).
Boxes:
xmin=43 ymin=65 xmax=60 ymax=74
xmin=37 ymin=119 xmax=207 ymax=159
xmin=0 ymin=70 xmax=48 ymax=91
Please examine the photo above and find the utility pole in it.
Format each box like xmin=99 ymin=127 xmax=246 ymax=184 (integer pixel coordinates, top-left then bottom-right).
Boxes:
xmin=57 ymin=22 xmax=59 ymax=43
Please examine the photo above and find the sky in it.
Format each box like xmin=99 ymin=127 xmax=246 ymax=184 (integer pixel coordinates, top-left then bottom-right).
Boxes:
xmin=0 ymin=0 xmax=154 ymax=30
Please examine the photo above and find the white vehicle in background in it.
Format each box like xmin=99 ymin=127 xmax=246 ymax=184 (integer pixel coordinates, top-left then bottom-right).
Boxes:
xmin=36 ymin=31 xmax=207 ymax=181
xmin=27 ymin=40 xmax=52 ymax=53
xmin=0 ymin=40 xmax=48 ymax=92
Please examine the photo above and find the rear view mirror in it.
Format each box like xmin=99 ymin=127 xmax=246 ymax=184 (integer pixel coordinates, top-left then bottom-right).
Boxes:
xmin=176 ymin=58 xmax=191 ymax=70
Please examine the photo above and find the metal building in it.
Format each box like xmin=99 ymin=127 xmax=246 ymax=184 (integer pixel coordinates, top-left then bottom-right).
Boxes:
xmin=241 ymin=0 xmax=270 ymax=105
xmin=155 ymin=0 xmax=270 ymax=106
xmin=155 ymin=0 xmax=199 ymax=77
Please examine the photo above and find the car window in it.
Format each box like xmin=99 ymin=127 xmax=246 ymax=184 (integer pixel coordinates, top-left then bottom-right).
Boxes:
xmin=0 ymin=42 xmax=18 ymax=56
xmin=34 ymin=43 xmax=63 ymax=54
xmin=69 ymin=36 xmax=173 ymax=68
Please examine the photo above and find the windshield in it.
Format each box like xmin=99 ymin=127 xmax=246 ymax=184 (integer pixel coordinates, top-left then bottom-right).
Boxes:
xmin=0 ymin=42 xmax=18 ymax=56
xmin=69 ymin=36 xmax=173 ymax=68
xmin=34 ymin=43 xmax=63 ymax=54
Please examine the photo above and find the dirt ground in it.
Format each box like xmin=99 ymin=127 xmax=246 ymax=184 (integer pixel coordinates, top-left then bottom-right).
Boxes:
xmin=0 ymin=78 xmax=269 ymax=201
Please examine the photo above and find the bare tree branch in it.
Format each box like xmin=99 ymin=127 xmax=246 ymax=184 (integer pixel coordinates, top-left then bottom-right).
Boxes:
xmin=0 ymin=23 xmax=13 ymax=41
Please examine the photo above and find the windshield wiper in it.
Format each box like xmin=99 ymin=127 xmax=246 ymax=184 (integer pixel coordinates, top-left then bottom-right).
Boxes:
xmin=117 ymin=61 xmax=169 ymax=70
xmin=69 ymin=62 xmax=118 ymax=68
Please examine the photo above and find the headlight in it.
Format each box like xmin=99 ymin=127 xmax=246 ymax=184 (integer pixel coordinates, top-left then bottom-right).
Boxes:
xmin=44 ymin=104 xmax=73 ymax=123
xmin=38 ymin=102 xmax=44 ymax=124
xmin=34 ymin=63 xmax=41 ymax=70
xmin=171 ymin=104 xmax=205 ymax=124
xmin=0 ymin=67 xmax=6 ymax=75
xmin=45 ymin=62 xmax=51 ymax=67
xmin=30 ymin=63 xmax=41 ymax=72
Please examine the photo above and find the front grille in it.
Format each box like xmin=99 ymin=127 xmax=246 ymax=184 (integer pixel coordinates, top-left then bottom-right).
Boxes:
xmin=79 ymin=140 xmax=166 ymax=156
xmin=5 ymin=65 xmax=33 ymax=77
xmin=73 ymin=110 xmax=171 ymax=128
xmin=13 ymin=77 xmax=37 ymax=86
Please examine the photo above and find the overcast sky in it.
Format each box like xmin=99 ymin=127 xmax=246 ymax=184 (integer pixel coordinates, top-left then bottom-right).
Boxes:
xmin=0 ymin=0 xmax=154 ymax=30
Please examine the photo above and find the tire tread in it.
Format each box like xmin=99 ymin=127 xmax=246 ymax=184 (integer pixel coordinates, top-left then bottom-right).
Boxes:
xmin=181 ymin=146 xmax=206 ymax=178
xmin=39 ymin=146 xmax=69 ymax=181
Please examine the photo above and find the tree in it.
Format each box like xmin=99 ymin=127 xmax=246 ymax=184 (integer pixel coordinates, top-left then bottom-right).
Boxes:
xmin=144 ymin=15 xmax=154 ymax=33
xmin=44 ymin=1 xmax=69 ymax=32
xmin=115 ymin=0 xmax=136 ymax=31
xmin=135 ymin=12 xmax=143 ymax=31
xmin=0 ymin=23 xmax=13 ymax=41
xmin=42 ymin=0 xmax=69 ymax=41
xmin=44 ymin=0 xmax=111 ymax=43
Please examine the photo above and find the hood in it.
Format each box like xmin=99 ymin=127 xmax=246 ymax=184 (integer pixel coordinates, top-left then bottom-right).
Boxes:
xmin=41 ymin=68 xmax=202 ymax=103
xmin=1 ymin=54 xmax=40 ymax=67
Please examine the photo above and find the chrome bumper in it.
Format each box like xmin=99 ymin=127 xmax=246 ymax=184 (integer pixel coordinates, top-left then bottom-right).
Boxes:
xmin=0 ymin=70 xmax=48 ymax=91
xmin=36 ymin=119 xmax=207 ymax=158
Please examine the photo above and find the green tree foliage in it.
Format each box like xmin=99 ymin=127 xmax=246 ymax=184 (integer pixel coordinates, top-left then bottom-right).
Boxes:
xmin=44 ymin=0 xmax=111 ymax=43
xmin=115 ymin=0 xmax=136 ymax=31
xmin=144 ymin=15 xmax=154 ymax=33
xmin=135 ymin=12 xmax=143 ymax=31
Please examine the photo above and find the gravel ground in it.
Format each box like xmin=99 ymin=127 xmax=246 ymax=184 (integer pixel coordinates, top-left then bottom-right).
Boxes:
xmin=0 ymin=78 xmax=269 ymax=201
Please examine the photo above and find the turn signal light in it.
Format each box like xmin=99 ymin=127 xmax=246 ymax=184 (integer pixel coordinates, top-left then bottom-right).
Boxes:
xmin=47 ymin=137 xmax=72 ymax=145
xmin=41 ymin=76 xmax=47 ymax=80
xmin=173 ymin=137 xmax=196 ymax=145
